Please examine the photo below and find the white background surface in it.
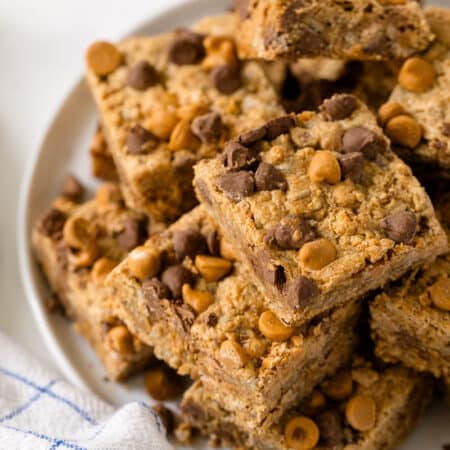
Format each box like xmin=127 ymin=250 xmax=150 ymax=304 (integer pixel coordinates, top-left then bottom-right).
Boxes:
xmin=1 ymin=0 xmax=184 ymax=369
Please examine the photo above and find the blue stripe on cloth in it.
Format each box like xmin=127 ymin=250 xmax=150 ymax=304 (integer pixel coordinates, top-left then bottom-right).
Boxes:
xmin=0 ymin=379 xmax=57 ymax=423
xmin=0 ymin=424 xmax=87 ymax=450
xmin=0 ymin=367 xmax=97 ymax=425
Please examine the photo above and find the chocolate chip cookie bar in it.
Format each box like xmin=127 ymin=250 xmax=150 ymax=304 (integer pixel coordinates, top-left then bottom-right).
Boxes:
xmin=370 ymin=191 xmax=450 ymax=386
xmin=106 ymin=205 xmax=361 ymax=430
xmin=194 ymin=95 xmax=448 ymax=327
xmin=85 ymin=13 xmax=284 ymax=223
xmin=378 ymin=7 xmax=450 ymax=172
xmin=32 ymin=180 xmax=153 ymax=380
xmin=181 ymin=358 xmax=432 ymax=450
xmin=234 ymin=0 xmax=433 ymax=61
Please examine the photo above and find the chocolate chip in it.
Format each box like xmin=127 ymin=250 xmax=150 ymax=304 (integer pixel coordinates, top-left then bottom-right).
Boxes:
xmin=127 ymin=61 xmax=159 ymax=90
xmin=338 ymin=152 xmax=365 ymax=183
xmin=173 ymin=153 xmax=196 ymax=176
xmin=234 ymin=0 xmax=249 ymax=19
xmin=40 ymin=209 xmax=67 ymax=240
xmin=217 ymin=171 xmax=255 ymax=202
xmin=207 ymin=312 xmax=218 ymax=327
xmin=253 ymin=250 xmax=286 ymax=288
xmin=61 ymin=174 xmax=84 ymax=202
xmin=142 ymin=278 xmax=171 ymax=318
xmin=380 ymin=211 xmax=417 ymax=244
xmin=175 ymin=305 xmax=196 ymax=333
xmin=117 ymin=217 xmax=141 ymax=251
xmin=152 ymin=404 xmax=175 ymax=436
xmin=322 ymin=94 xmax=358 ymax=121
xmin=316 ymin=410 xmax=343 ymax=447
xmin=195 ymin=179 xmax=213 ymax=206
xmin=286 ymin=276 xmax=318 ymax=310
xmin=265 ymin=115 xmax=296 ymax=140
xmin=342 ymin=127 xmax=386 ymax=160
xmin=127 ymin=125 xmax=157 ymax=154
xmin=223 ymin=141 xmax=258 ymax=170
xmin=238 ymin=126 xmax=267 ymax=145
xmin=254 ymin=162 xmax=288 ymax=192
xmin=168 ymin=30 xmax=205 ymax=65
xmin=161 ymin=264 xmax=195 ymax=299
xmin=265 ymin=215 xmax=315 ymax=250
xmin=442 ymin=123 xmax=450 ymax=137
xmin=206 ymin=230 xmax=220 ymax=256
xmin=172 ymin=228 xmax=206 ymax=260
xmin=191 ymin=112 xmax=223 ymax=144
xmin=363 ymin=34 xmax=391 ymax=57
xmin=293 ymin=27 xmax=326 ymax=55
xmin=211 ymin=64 xmax=242 ymax=95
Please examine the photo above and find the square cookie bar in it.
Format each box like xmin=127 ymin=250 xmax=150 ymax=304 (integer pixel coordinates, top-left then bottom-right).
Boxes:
xmin=194 ymin=95 xmax=447 ymax=327
xmin=370 ymin=191 xmax=450 ymax=384
xmin=32 ymin=181 xmax=153 ymax=380
xmin=377 ymin=7 xmax=450 ymax=172
xmin=234 ymin=0 xmax=432 ymax=61
xmin=106 ymin=206 xmax=360 ymax=430
xmin=86 ymin=13 xmax=284 ymax=223
xmin=181 ymin=359 xmax=432 ymax=450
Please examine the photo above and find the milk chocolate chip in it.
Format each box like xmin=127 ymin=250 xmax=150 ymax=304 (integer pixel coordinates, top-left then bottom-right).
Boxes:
xmin=127 ymin=125 xmax=157 ymax=154
xmin=342 ymin=127 xmax=386 ymax=160
xmin=339 ymin=152 xmax=365 ymax=183
xmin=40 ymin=209 xmax=67 ymax=240
xmin=323 ymin=94 xmax=358 ymax=121
xmin=223 ymin=141 xmax=258 ymax=170
xmin=172 ymin=228 xmax=207 ymax=260
xmin=191 ymin=112 xmax=223 ymax=143
xmin=161 ymin=265 xmax=195 ymax=299
xmin=168 ymin=30 xmax=205 ymax=65
xmin=217 ymin=171 xmax=255 ymax=202
xmin=211 ymin=64 xmax=242 ymax=95
xmin=286 ymin=276 xmax=318 ymax=309
xmin=265 ymin=215 xmax=316 ymax=250
xmin=380 ymin=211 xmax=417 ymax=244
xmin=255 ymin=162 xmax=288 ymax=192
xmin=238 ymin=126 xmax=267 ymax=145
xmin=127 ymin=61 xmax=159 ymax=90
xmin=265 ymin=115 xmax=296 ymax=140
xmin=143 ymin=278 xmax=172 ymax=311
xmin=117 ymin=217 xmax=141 ymax=251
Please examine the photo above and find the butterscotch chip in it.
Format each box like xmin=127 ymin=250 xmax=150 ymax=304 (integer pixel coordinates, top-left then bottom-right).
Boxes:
xmin=322 ymin=370 xmax=353 ymax=401
xmin=429 ymin=278 xmax=450 ymax=311
xmin=146 ymin=109 xmax=179 ymax=140
xmin=308 ymin=151 xmax=341 ymax=184
xmin=220 ymin=238 xmax=239 ymax=261
xmin=182 ymin=284 xmax=214 ymax=314
xmin=385 ymin=115 xmax=422 ymax=148
xmin=92 ymin=257 xmax=118 ymax=282
xmin=107 ymin=325 xmax=134 ymax=354
xmin=127 ymin=246 xmax=161 ymax=281
xmin=95 ymin=182 xmax=122 ymax=205
xmin=202 ymin=35 xmax=237 ymax=69
xmin=351 ymin=368 xmax=379 ymax=387
xmin=398 ymin=57 xmax=436 ymax=93
xmin=299 ymin=239 xmax=337 ymax=271
xmin=305 ymin=390 xmax=326 ymax=413
xmin=219 ymin=340 xmax=249 ymax=370
xmin=71 ymin=240 xmax=99 ymax=269
xmin=345 ymin=394 xmax=377 ymax=431
xmin=63 ymin=217 xmax=91 ymax=249
xmin=284 ymin=416 xmax=319 ymax=450
xmin=258 ymin=310 xmax=294 ymax=341
xmin=168 ymin=118 xmax=201 ymax=151
xmin=86 ymin=41 xmax=122 ymax=76
xmin=144 ymin=367 xmax=181 ymax=401
xmin=195 ymin=255 xmax=232 ymax=282
xmin=378 ymin=102 xmax=407 ymax=126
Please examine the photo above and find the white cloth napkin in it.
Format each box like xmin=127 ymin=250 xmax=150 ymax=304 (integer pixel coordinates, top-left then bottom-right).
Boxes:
xmin=0 ymin=331 xmax=173 ymax=450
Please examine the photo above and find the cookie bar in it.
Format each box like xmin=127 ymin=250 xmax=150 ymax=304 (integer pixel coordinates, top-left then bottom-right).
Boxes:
xmin=106 ymin=206 xmax=360 ymax=430
xmin=370 ymin=191 xmax=450 ymax=384
xmin=377 ymin=7 xmax=450 ymax=172
xmin=181 ymin=359 xmax=432 ymax=450
xmin=90 ymin=125 xmax=118 ymax=181
xmin=194 ymin=95 xmax=447 ymax=326
xmin=32 ymin=181 xmax=153 ymax=380
xmin=85 ymin=13 xmax=284 ymax=223
xmin=234 ymin=0 xmax=432 ymax=61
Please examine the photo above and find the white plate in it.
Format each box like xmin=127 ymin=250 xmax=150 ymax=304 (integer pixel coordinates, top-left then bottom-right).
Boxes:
xmin=18 ymin=0 xmax=450 ymax=448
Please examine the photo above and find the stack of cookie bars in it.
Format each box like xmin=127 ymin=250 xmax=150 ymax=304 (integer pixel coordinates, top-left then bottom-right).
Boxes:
xmin=32 ymin=2 xmax=450 ymax=449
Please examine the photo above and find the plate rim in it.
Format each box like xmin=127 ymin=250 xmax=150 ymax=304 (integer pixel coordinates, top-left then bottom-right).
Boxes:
xmin=17 ymin=0 xmax=228 ymax=392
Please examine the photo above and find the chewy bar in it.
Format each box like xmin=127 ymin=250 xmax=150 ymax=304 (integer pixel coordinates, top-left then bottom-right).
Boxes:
xmin=370 ymin=190 xmax=450 ymax=384
xmin=378 ymin=7 xmax=450 ymax=172
xmin=181 ymin=359 xmax=433 ymax=450
xmin=234 ymin=0 xmax=433 ymax=61
xmin=194 ymin=95 xmax=448 ymax=327
xmin=85 ymin=13 xmax=284 ymax=223
xmin=106 ymin=206 xmax=360 ymax=430
xmin=32 ymin=182 xmax=153 ymax=380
